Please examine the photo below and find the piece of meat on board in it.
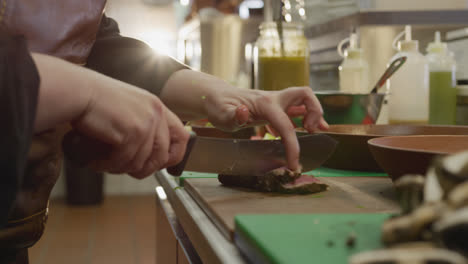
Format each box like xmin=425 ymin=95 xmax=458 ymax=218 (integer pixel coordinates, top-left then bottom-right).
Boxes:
xmin=218 ymin=167 xmax=328 ymax=194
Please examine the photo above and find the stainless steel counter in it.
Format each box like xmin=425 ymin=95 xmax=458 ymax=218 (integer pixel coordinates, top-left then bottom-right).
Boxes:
xmin=154 ymin=171 xmax=245 ymax=264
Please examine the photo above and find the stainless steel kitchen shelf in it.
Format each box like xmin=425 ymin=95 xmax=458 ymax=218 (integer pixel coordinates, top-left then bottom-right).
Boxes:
xmin=305 ymin=10 xmax=468 ymax=38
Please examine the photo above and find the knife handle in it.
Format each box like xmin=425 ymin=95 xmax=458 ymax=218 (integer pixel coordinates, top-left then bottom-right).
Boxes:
xmin=62 ymin=130 xmax=196 ymax=177
xmin=167 ymin=131 xmax=197 ymax=177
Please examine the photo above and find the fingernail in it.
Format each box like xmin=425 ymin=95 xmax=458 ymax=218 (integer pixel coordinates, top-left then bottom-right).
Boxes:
xmin=235 ymin=120 xmax=247 ymax=127
xmin=235 ymin=105 xmax=250 ymax=127
xmin=321 ymin=119 xmax=330 ymax=129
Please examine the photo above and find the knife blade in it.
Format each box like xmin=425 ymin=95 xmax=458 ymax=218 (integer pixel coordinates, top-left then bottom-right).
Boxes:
xmin=167 ymin=133 xmax=337 ymax=176
xmin=63 ymin=131 xmax=337 ymax=177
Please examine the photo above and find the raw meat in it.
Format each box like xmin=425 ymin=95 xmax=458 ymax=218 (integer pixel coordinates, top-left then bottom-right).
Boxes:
xmin=218 ymin=167 xmax=328 ymax=194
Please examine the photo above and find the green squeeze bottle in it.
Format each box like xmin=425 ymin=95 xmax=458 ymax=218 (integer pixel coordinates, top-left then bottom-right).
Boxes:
xmin=426 ymin=31 xmax=457 ymax=125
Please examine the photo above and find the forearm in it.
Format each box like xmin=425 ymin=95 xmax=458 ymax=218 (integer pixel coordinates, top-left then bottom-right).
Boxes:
xmin=32 ymin=53 xmax=96 ymax=132
xmin=86 ymin=33 xmax=189 ymax=97
xmin=159 ymin=69 xmax=238 ymax=121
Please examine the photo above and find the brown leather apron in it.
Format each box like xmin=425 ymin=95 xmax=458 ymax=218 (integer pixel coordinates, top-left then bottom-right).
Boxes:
xmin=0 ymin=127 xmax=67 ymax=251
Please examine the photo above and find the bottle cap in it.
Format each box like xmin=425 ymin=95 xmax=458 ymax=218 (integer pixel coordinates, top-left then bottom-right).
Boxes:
xmin=427 ymin=31 xmax=448 ymax=54
xmin=393 ymin=25 xmax=419 ymax=52
xmin=399 ymin=41 xmax=419 ymax=52
xmin=338 ymin=32 xmax=362 ymax=58
xmin=345 ymin=49 xmax=363 ymax=59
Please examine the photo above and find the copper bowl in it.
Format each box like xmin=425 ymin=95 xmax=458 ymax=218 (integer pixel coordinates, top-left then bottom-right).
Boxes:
xmin=368 ymin=135 xmax=468 ymax=181
xmin=312 ymin=125 xmax=468 ymax=172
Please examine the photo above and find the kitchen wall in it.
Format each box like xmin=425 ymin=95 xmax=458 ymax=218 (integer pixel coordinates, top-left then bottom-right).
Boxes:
xmin=51 ymin=0 xmax=179 ymax=198
xmin=105 ymin=0 xmax=178 ymax=56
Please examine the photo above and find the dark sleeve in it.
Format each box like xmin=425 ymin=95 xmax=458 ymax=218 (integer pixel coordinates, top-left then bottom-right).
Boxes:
xmin=0 ymin=31 xmax=40 ymax=228
xmin=85 ymin=15 xmax=189 ymax=96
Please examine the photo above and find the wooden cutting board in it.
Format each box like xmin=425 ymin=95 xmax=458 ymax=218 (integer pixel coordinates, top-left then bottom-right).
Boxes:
xmin=183 ymin=176 xmax=399 ymax=241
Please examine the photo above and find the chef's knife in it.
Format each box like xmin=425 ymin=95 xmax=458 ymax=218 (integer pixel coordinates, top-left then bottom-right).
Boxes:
xmin=63 ymin=131 xmax=337 ymax=177
xmin=167 ymin=133 xmax=337 ymax=176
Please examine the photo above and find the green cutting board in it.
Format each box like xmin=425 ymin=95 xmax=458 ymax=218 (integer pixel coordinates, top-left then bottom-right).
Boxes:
xmin=178 ymin=167 xmax=387 ymax=186
xmin=178 ymin=171 xmax=216 ymax=186
xmin=304 ymin=167 xmax=387 ymax=177
xmin=235 ymin=214 xmax=390 ymax=264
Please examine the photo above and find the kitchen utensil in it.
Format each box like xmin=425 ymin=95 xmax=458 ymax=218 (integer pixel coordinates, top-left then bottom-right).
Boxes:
xmin=368 ymin=135 xmax=468 ymax=181
xmin=62 ymin=131 xmax=197 ymax=174
xmin=370 ymin=56 xmax=406 ymax=94
xmin=315 ymin=92 xmax=385 ymax=124
xmin=300 ymin=124 xmax=468 ymax=172
xmin=235 ymin=214 xmax=390 ymax=264
xmin=315 ymin=56 xmax=406 ymax=125
xmin=168 ymin=133 xmax=337 ymax=176
xmin=63 ymin=130 xmax=338 ymax=177
xmin=181 ymin=175 xmax=398 ymax=240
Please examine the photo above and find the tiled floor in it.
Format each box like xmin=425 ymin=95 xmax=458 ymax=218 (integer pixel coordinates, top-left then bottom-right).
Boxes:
xmin=29 ymin=195 xmax=156 ymax=264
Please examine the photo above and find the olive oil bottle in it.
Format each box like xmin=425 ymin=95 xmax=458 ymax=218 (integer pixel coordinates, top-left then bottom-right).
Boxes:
xmin=255 ymin=22 xmax=309 ymax=91
xmin=257 ymin=56 xmax=309 ymax=91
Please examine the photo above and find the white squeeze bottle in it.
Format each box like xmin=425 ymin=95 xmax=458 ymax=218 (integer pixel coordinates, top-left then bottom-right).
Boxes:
xmin=387 ymin=25 xmax=429 ymax=124
xmin=338 ymin=32 xmax=369 ymax=93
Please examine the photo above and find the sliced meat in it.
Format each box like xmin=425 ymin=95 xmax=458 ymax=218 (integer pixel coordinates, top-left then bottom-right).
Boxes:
xmin=218 ymin=167 xmax=328 ymax=194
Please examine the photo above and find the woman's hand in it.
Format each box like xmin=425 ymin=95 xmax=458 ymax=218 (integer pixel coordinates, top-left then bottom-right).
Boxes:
xmin=204 ymin=87 xmax=329 ymax=171
xmin=33 ymin=53 xmax=190 ymax=178
xmin=159 ymin=70 xmax=328 ymax=171
xmin=73 ymin=82 xmax=190 ymax=178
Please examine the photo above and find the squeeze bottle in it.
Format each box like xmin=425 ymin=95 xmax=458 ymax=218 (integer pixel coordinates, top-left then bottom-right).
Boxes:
xmin=387 ymin=25 xmax=429 ymax=124
xmin=338 ymin=32 xmax=369 ymax=94
xmin=426 ymin=31 xmax=457 ymax=125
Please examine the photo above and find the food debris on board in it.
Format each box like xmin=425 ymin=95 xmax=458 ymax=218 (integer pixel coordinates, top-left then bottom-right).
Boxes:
xmin=218 ymin=167 xmax=328 ymax=194
xmin=346 ymin=232 xmax=356 ymax=249
xmin=350 ymin=150 xmax=468 ymax=264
